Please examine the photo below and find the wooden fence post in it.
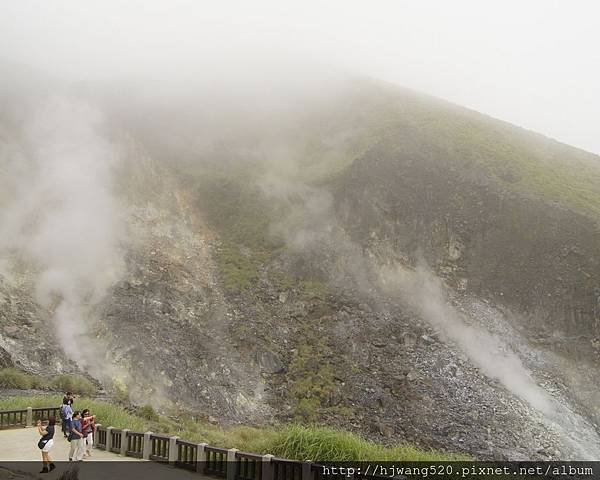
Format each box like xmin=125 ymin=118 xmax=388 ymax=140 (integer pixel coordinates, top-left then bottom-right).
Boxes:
xmin=106 ymin=427 xmax=114 ymax=452
xmin=26 ymin=407 xmax=33 ymax=427
xmin=302 ymin=461 xmax=313 ymax=480
xmin=168 ymin=436 xmax=179 ymax=464
xmin=120 ymin=429 xmax=129 ymax=456
xmin=196 ymin=442 xmax=208 ymax=473
xmin=227 ymin=448 xmax=239 ymax=480
xmin=94 ymin=424 xmax=102 ymax=448
xmin=262 ymin=454 xmax=274 ymax=480
xmin=142 ymin=432 xmax=153 ymax=460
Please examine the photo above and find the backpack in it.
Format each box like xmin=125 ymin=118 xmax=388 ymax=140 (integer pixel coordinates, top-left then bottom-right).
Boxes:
xmin=59 ymin=404 xmax=68 ymax=420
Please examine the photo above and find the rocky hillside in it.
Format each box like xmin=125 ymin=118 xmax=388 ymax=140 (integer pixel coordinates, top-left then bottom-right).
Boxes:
xmin=1 ymin=72 xmax=600 ymax=460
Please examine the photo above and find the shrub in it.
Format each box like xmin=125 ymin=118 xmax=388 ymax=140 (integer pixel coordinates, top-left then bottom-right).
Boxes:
xmin=111 ymin=380 xmax=129 ymax=404
xmin=51 ymin=374 xmax=97 ymax=397
xmin=0 ymin=368 xmax=33 ymax=389
xmin=136 ymin=404 xmax=159 ymax=422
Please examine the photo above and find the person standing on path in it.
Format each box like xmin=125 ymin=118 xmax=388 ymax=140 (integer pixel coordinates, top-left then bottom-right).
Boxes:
xmin=62 ymin=392 xmax=75 ymax=407
xmin=81 ymin=409 xmax=96 ymax=457
xmin=36 ymin=417 xmax=56 ymax=473
xmin=68 ymin=411 xmax=85 ymax=461
xmin=60 ymin=401 xmax=73 ymax=438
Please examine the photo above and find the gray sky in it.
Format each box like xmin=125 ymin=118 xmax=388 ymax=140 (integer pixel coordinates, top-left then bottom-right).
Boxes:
xmin=1 ymin=0 xmax=599 ymax=154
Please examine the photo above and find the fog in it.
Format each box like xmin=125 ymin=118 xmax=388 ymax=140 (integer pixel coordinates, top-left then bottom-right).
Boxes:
xmin=261 ymin=168 xmax=600 ymax=458
xmin=1 ymin=0 xmax=599 ymax=458
xmin=0 ymin=96 xmax=125 ymax=380
xmin=1 ymin=0 xmax=599 ymax=154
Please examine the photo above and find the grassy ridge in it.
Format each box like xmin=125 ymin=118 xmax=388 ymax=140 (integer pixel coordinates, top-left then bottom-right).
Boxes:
xmin=0 ymin=395 xmax=467 ymax=461
xmin=0 ymin=368 xmax=96 ymax=396
xmin=350 ymin=87 xmax=600 ymax=220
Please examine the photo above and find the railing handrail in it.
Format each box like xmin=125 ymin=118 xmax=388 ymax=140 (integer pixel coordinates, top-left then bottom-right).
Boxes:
xmin=271 ymin=456 xmax=304 ymax=465
xmin=0 ymin=406 xmax=378 ymax=480
xmin=175 ymin=438 xmax=197 ymax=446
xmin=204 ymin=445 xmax=229 ymax=453
xmin=235 ymin=451 xmax=263 ymax=460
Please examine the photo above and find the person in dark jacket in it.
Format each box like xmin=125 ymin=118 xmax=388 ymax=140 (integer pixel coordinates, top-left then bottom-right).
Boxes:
xmin=68 ymin=411 xmax=85 ymax=461
xmin=37 ymin=417 xmax=56 ymax=473
xmin=62 ymin=392 xmax=74 ymax=406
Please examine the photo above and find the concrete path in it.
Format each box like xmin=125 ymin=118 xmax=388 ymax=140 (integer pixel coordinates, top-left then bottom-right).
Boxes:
xmin=0 ymin=427 xmax=213 ymax=479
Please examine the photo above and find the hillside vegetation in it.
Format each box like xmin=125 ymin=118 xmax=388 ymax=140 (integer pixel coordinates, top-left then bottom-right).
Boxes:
xmin=0 ymin=395 xmax=465 ymax=461
xmin=3 ymin=73 xmax=600 ymax=460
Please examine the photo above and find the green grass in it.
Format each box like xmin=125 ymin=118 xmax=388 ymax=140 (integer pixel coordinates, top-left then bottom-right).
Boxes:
xmin=351 ymin=87 xmax=600 ymax=221
xmin=216 ymin=242 xmax=263 ymax=292
xmin=51 ymin=374 xmax=96 ymax=397
xmin=256 ymin=425 xmax=468 ymax=461
xmin=0 ymin=368 xmax=40 ymax=389
xmin=192 ymin=168 xmax=286 ymax=293
xmin=0 ymin=394 xmax=466 ymax=461
xmin=299 ymin=280 xmax=330 ymax=301
xmin=0 ymin=369 xmax=96 ymax=396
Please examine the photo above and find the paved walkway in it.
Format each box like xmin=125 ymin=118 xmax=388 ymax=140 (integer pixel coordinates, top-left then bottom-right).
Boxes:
xmin=0 ymin=427 xmax=212 ymax=479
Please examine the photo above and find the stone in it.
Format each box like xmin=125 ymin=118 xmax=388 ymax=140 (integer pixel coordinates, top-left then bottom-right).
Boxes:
xmin=208 ymin=415 xmax=218 ymax=424
xmin=257 ymin=350 xmax=285 ymax=374
xmin=448 ymin=238 xmax=464 ymax=260
xmin=376 ymin=422 xmax=394 ymax=438
xmin=4 ymin=325 xmax=19 ymax=337
xmin=0 ymin=346 xmax=13 ymax=368
xmin=402 ymin=333 xmax=417 ymax=347
xmin=359 ymin=303 xmax=372 ymax=313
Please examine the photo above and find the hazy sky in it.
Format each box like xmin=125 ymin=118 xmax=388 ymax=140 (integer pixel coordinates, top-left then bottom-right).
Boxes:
xmin=1 ymin=0 xmax=599 ymax=154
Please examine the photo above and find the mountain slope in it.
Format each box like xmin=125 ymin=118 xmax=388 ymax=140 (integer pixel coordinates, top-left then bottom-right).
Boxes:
xmin=1 ymin=73 xmax=600 ymax=459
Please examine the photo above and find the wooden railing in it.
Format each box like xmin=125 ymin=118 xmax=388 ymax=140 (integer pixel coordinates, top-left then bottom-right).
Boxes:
xmin=175 ymin=439 xmax=198 ymax=471
xmin=150 ymin=433 xmax=170 ymax=462
xmin=32 ymin=407 xmax=62 ymax=424
xmin=235 ymin=451 xmax=263 ymax=480
xmin=0 ymin=409 xmax=28 ymax=429
xmin=110 ymin=428 xmax=123 ymax=454
xmin=126 ymin=431 xmax=144 ymax=458
xmin=97 ymin=426 xmax=107 ymax=449
xmin=272 ymin=458 xmax=303 ymax=480
xmin=205 ymin=445 xmax=228 ymax=477
xmin=0 ymin=406 xmax=384 ymax=480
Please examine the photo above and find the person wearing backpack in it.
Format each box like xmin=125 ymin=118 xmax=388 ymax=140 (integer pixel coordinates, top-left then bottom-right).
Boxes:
xmin=60 ymin=401 xmax=73 ymax=438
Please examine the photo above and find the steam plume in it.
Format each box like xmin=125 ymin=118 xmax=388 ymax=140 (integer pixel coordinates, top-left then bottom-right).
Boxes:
xmin=0 ymin=96 xmax=124 ymax=375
